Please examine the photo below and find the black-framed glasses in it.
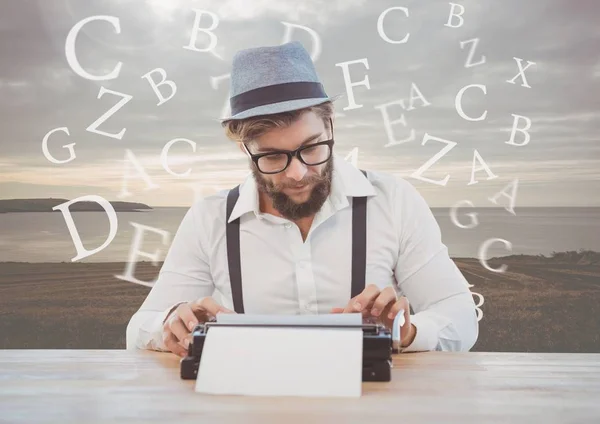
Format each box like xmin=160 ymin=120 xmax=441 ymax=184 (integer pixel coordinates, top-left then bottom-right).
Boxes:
xmin=243 ymin=118 xmax=335 ymax=174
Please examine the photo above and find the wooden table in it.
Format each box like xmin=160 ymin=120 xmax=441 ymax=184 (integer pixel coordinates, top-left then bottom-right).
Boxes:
xmin=1 ymin=350 xmax=599 ymax=423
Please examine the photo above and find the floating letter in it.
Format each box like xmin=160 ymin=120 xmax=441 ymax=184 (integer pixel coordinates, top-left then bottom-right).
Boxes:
xmin=472 ymin=292 xmax=485 ymax=321
xmin=468 ymin=150 xmax=498 ymax=185
xmin=42 ymin=127 xmax=76 ymax=164
xmin=450 ymin=200 xmax=478 ymax=229
xmin=505 ymin=114 xmax=532 ymax=146
xmin=183 ymin=9 xmax=219 ymax=54
xmin=406 ymin=82 xmax=431 ymax=111
xmin=445 ymin=3 xmax=465 ymax=28
xmin=488 ymin=178 xmax=519 ymax=215
xmin=86 ymin=87 xmax=133 ymax=140
xmin=344 ymin=147 xmax=359 ymax=168
xmin=115 ymin=222 xmax=171 ymax=287
xmin=410 ymin=134 xmax=457 ymax=186
xmin=65 ymin=16 xmax=122 ymax=81
xmin=118 ymin=149 xmax=159 ymax=199
xmin=374 ymin=99 xmax=415 ymax=147
xmin=210 ymin=73 xmax=231 ymax=120
xmin=161 ymin=138 xmax=197 ymax=177
xmin=335 ymin=58 xmax=370 ymax=111
xmin=142 ymin=68 xmax=177 ymax=106
xmin=53 ymin=195 xmax=118 ymax=262
xmin=460 ymin=38 xmax=486 ymax=68
xmin=506 ymin=57 xmax=536 ymax=88
xmin=377 ymin=7 xmax=410 ymax=44
xmin=479 ymin=238 xmax=512 ymax=273
xmin=281 ymin=22 xmax=321 ymax=61
xmin=455 ymin=84 xmax=487 ymax=122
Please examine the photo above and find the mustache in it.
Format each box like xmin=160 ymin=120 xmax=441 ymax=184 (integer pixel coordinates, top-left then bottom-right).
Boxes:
xmin=277 ymin=174 xmax=327 ymax=190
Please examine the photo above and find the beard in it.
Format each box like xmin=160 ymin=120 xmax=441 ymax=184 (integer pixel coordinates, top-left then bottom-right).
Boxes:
xmin=251 ymin=158 xmax=334 ymax=221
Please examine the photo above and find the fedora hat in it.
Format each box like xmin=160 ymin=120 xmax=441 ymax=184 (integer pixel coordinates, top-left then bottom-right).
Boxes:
xmin=220 ymin=41 xmax=342 ymax=122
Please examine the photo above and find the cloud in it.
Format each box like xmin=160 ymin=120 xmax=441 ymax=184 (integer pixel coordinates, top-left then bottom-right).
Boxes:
xmin=0 ymin=0 xmax=598 ymax=206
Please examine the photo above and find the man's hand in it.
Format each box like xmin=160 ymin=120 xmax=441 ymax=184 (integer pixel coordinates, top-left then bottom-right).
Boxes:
xmin=331 ymin=284 xmax=416 ymax=348
xmin=162 ymin=297 xmax=234 ymax=357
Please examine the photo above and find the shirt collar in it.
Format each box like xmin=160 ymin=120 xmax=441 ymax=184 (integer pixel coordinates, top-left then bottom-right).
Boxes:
xmin=227 ymin=154 xmax=377 ymax=223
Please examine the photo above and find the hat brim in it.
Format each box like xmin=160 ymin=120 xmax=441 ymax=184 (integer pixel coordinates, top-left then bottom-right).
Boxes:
xmin=217 ymin=92 xmax=344 ymax=123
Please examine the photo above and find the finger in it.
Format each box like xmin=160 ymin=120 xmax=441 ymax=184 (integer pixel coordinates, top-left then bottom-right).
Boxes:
xmin=330 ymin=307 xmax=345 ymax=313
xmin=370 ymin=287 xmax=397 ymax=318
xmin=385 ymin=297 xmax=409 ymax=329
xmin=400 ymin=315 xmax=412 ymax=345
xmin=177 ymin=303 xmax=200 ymax=332
xmin=169 ymin=316 xmax=190 ymax=348
xmin=344 ymin=284 xmax=381 ymax=313
xmin=163 ymin=331 xmax=188 ymax=358
xmin=193 ymin=297 xmax=235 ymax=318
xmin=387 ymin=296 xmax=408 ymax=320
xmin=378 ymin=300 xmax=395 ymax=324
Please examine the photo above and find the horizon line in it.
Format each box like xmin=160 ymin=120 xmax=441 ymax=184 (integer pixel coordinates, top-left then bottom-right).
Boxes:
xmin=1 ymin=197 xmax=600 ymax=209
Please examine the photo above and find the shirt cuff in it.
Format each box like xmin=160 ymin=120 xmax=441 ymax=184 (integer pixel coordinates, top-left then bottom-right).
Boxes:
xmin=400 ymin=313 xmax=440 ymax=352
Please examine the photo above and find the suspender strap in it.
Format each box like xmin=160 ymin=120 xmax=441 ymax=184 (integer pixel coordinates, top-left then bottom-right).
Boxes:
xmin=225 ymin=169 xmax=369 ymax=313
xmin=351 ymin=169 xmax=368 ymax=298
xmin=226 ymin=185 xmax=244 ymax=313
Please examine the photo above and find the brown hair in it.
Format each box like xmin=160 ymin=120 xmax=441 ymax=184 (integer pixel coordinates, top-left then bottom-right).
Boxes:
xmin=222 ymin=101 xmax=334 ymax=144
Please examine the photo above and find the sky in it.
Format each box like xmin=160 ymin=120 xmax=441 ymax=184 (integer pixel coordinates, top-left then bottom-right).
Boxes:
xmin=0 ymin=0 xmax=599 ymax=208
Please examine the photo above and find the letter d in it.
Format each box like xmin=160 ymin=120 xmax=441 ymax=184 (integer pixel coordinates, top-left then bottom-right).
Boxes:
xmin=53 ymin=195 xmax=118 ymax=262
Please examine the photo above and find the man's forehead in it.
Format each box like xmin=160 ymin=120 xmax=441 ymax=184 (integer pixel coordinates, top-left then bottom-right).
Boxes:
xmin=251 ymin=125 xmax=325 ymax=152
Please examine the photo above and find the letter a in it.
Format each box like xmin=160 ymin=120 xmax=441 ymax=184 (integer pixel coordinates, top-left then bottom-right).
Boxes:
xmin=406 ymin=82 xmax=431 ymax=111
xmin=468 ymin=150 xmax=498 ymax=185
xmin=488 ymin=178 xmax=519 ymax=215
xmin=118 ymin=149 xmax=159 ymax=199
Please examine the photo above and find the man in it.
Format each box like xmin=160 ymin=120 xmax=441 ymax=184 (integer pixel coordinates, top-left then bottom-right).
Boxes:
xmin=126 ymin=41 xmax=478 ymax=357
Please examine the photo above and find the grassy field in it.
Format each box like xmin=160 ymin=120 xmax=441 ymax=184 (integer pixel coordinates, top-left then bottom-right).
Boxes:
xmin=1 ymin=252 xmax=599 ymax=352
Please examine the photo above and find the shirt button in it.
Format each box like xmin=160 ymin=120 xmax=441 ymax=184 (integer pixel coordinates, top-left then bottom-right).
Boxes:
xmin=285 ymin=223 xmax=292 ymax=228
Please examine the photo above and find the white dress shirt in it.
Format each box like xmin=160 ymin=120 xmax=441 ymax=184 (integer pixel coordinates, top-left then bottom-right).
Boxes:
xmin=126 ymin=154 xmax=478 ymax=352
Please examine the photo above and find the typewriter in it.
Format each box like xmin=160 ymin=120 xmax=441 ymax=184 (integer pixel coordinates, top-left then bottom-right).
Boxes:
xmin=180 ymin=321 xmax=394 ymax=382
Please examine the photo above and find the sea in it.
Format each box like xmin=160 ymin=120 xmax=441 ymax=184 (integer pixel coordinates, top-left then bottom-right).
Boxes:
xmin=0 ymin=207 xmax=598 ymax=263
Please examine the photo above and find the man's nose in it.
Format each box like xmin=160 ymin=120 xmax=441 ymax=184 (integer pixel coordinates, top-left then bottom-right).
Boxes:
xmin=284 ymin=156 xmax=307 ymax=181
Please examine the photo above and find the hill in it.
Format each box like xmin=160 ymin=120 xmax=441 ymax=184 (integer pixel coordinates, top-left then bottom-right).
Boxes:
xmin=489 ymin=249 xmax=600 ymax=265
xmin=0 ymin=198 xmax=152 ymax=213
xmin=0 ymin=251 xmax=598 ymax=352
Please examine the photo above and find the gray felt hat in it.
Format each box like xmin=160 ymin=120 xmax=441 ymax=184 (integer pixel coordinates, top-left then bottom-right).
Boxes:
xmin=220 ymin=41 xmax=342 ymax=122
